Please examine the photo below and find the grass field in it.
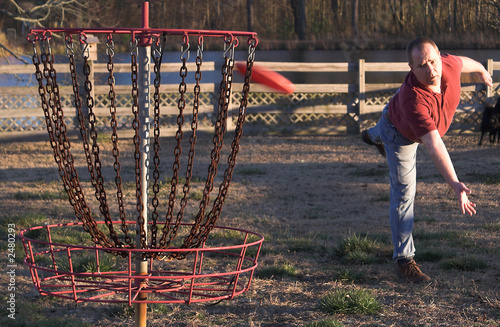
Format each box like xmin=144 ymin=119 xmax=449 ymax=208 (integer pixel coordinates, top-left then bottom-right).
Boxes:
xmin=0 ymin=132 xmax=499 ymax=326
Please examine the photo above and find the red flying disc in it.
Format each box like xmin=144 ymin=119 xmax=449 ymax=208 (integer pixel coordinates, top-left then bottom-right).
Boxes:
xmin=235 ymin=62 xmax=295 ymax=94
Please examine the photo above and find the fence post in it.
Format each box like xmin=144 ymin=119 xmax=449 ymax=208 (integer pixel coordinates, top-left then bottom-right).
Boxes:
xmin=487 ymin=59 xmax=493 ymax=99
xmin=357 ymin=58 xmax=366 ymax=133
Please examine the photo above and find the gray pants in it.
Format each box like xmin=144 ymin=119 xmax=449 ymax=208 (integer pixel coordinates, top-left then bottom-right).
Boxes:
xmin=368 ymin=105 xmax=419 ymax=260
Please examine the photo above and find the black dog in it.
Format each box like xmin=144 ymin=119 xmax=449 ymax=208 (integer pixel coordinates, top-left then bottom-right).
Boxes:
xmin=479 ymin=99 xmax=500 ymax=145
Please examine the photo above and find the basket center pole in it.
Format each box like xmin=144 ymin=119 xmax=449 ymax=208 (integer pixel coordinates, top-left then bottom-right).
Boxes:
xmin=135 ymin=2 xmax=151 ymax=327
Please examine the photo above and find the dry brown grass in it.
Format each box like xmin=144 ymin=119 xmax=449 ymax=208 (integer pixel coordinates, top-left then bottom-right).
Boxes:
xmin=0 ymin=132 xmax=499 ymax=326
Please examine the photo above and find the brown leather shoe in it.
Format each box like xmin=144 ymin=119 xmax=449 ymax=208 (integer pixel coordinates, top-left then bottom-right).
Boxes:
xmin=361 ymin=130 xmax=386 ymax=157
xmin=396 ymin=259 xmax=431 ymax=283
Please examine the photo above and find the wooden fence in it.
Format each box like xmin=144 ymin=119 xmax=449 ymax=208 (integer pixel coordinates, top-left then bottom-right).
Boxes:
xmin=1 ymin=58 xmax=499 ymax=139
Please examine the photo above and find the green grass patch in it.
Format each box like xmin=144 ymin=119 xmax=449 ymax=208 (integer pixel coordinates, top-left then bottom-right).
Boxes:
xmin=334 ymin=233 xmax=389 ymax=264
xmin=1 ymin=212 xmax=48 ymax=229
xmin=13 ymin=190 xmax=67 ymax=201
xmin=484 ymin=221 xmax=500 ymax=232
xmin=415 ymin=249 xmax=447 ymax=262
xmin=105 ymin=304 xmax=135 ymax=318
xmin=320 ymin=288 xmax=382 ymax=315
xmin=162 ymin=175 xmax=205 ymax=186
xmin=333 ymin=268 xmax=367 ymax=283
xmin=0 ymin=295 xmax=93 ymax=327
xmin=440 ymin=256 xmax=487 ymax=271
xmin=107 ymin=302 xmax=174 ymax=319
xmin=235 ymin=167 xmax=266 ymax=176
xmin=256 ymin=262 xmax=298 ymax=278
xmin=305 ymin=318 xmax=344 ymax=327
xmin=414 ymin=230 xmax=478 ymax=249
xmin=188 ymin=189 xmax=204 ymax=201
xmin=287 ymin=237 xmax=323 ymax=253
xmin=56 ymin=252 xmax=118 ymax=274
xmin=22 ymin=224 xmax=92 ymax=247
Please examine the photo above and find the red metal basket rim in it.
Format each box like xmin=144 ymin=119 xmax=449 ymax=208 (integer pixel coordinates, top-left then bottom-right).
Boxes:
xmin=19 ymin=222 xmax=264 ymax=253
xmin=28 ymin=27 xmax=258 ymax=43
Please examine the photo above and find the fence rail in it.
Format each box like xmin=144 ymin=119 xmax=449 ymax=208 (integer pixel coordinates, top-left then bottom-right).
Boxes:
xmin=1 ymin=58 xmax=499 ymax=138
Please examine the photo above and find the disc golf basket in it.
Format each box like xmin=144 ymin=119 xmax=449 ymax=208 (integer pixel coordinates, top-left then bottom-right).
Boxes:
xmin=19 ymin=2 xmax=263 ymax=326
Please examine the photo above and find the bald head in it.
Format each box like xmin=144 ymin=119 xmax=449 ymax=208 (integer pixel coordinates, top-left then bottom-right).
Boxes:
xmin=406 ymin=37 xmax=439 ymax=66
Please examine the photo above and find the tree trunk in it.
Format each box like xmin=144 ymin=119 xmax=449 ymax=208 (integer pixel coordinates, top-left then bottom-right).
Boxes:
xmin=428 ymin=0 xmax=441 ymax=34
xmin=352 ymin=0 xmax=359 ymax=38
xmin=247 ymin=0 xmax=254 ymax=32
xmin=290 ymin=0 xmax=307 ymax=40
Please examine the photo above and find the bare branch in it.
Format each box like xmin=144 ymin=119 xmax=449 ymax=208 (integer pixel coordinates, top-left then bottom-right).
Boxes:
xmin=7 ymin=0 xmax=26 ymax=15
xmin=0 ymin=42 xmax=29 ymax=64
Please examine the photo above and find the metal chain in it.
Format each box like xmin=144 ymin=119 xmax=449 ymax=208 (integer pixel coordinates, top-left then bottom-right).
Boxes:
xmin=32 ymin=33 xmax=115 ymax=250
xmin=158 ymin=37 xmax=189 ymax=251
xmin=30 ymin=32 xmax=256 ymax=260
xmin=64 ymin=36 xmax=116 ymax=249
xmin=46 ymin=36 xmax=93 ymax=243
xmin=150 ymin=34 xmax=165 ymax=250
xmin=80 ymin=35 xmax=123 ymax=248
xmin=107 ymin=35 xmax=132 ymax=246
xmin=196 ymin=39 xmax=256 ymax=244
xmin=168 ymin=37 xmax=237 ymax=259
xmin=130 ymin=37 xmax=148 ymax=250
xmin=158 ymin=37 xmax=205 ymax=258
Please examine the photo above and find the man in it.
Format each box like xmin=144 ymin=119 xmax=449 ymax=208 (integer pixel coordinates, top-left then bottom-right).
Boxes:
xmin=362 ymin=37 xmax=493 ymax=283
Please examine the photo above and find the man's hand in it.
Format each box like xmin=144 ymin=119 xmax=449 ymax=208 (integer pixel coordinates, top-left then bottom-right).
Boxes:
xmin=451 ymin=181 xmax=477 ymax=215
xmin=421 ymin=130 xmax=477 ymax=216
xmin=478 ymin=70 xmax=493 ymax=88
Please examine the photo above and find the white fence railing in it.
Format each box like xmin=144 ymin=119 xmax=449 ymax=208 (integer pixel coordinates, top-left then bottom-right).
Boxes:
xmin=1 ymin=59 xmax=499 ymax=137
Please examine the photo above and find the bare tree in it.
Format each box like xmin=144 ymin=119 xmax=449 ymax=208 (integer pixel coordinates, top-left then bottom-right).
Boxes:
xmin=1 ymin=0 xmax=92 ymax=28
xmin=484 ymin=0 xmax=500 ymax=31
xmin=0 ymin=0 xmax=128 ymax=60
xmin=389 ymin=0 xmax=404 ymax=33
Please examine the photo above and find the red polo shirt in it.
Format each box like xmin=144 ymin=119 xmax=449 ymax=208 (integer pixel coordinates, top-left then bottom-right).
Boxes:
xmin=388 ymin=54 xmax=463 ymax=143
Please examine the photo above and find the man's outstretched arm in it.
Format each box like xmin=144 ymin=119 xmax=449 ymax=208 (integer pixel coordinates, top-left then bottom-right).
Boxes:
xmin=421 ymin=130 xmax=476 ymax=215
xmin=458 ymin=56 xmax=493 ymax=87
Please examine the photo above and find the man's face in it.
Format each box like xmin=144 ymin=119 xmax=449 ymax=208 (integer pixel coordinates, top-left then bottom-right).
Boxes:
xmin=409 ymin=43 xmax=442 ymax=89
